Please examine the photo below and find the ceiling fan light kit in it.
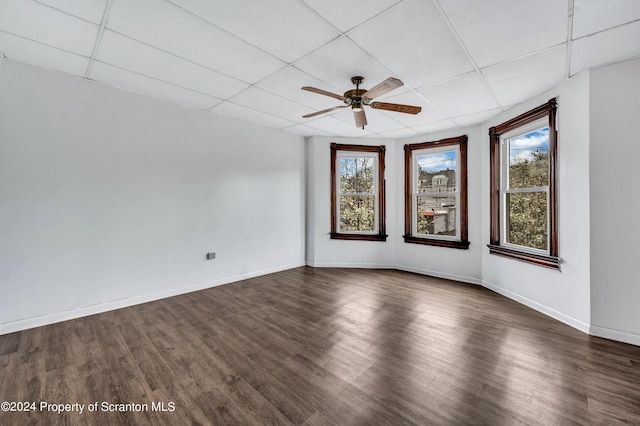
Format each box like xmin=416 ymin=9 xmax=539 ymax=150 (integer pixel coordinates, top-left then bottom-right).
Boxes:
xmin=302 ymin=76 xmax=422 ymax=129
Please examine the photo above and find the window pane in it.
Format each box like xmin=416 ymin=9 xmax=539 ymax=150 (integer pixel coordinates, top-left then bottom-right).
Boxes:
xmin=506 ymin=191 xmax=547 ymax=250
xmin=417 ymin=150 xmax=457 ymax=195
xmin=417 ymin=196 xmax=457 ymax=236
xmin=340 ymin=157 xmax=374 ymax=194
xmin=340 ymin=195 xmax=375 ymax=232
xmin=508 ymin=127 xmax=549 ymax=189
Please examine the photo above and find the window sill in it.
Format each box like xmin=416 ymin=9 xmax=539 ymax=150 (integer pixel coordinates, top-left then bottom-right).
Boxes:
xmin=330 ymin=233 xmax=388 ymax=242
xmin=487 ymin=244 xmax=561 ymax=270
xmin=403 ymin=235 xmax=469 ymax=249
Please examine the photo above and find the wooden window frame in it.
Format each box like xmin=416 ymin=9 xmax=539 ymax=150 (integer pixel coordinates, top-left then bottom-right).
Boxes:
xmin=488 ymin=98 xmax=560 ymax=269
xmin=403 ymin=135 xmax=469 ymax=249
xmin=330 ymin=143 xmax=387 ymax=241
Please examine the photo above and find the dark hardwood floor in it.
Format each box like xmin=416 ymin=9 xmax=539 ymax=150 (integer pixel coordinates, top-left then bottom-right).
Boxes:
xmin=1 ymin=267 xmax=639 ymax=425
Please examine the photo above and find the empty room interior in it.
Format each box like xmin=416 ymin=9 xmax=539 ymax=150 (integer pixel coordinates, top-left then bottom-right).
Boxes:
xmin=1 ymin=0 xmax=640 ymax=424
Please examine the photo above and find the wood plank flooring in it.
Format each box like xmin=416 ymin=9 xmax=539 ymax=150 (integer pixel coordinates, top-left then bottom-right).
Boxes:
xmin=1 ymin=267 xmax=639 ymax=425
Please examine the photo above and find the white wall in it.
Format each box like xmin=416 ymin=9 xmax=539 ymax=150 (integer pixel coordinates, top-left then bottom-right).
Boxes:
xmin=481 ymin=72 xmax=592 ymax=332
xmin=0 ymin=60 xmax=305 ymax=334
xmin=395 ymin=127 xmax=483 ymax=284
xmin=589 ymin=58 xmax=640 ymax=345
xmin=305 ymin=136 xmax=397 ymax=268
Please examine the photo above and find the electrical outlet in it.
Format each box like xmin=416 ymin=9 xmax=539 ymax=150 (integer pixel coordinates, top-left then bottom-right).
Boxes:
xmin=206 ymin=252 xmax=216 ymax=260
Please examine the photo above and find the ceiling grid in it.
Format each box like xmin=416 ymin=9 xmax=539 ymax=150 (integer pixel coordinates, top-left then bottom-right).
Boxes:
xmin=84 ymin=0 xmax=113 ymax=78
xmin=1 ymin=0 xmax=638 ymax=137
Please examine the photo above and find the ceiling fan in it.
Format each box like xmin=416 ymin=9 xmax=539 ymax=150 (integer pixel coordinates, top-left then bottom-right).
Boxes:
xmin=301 ymin=76 xmax=421 ymax=128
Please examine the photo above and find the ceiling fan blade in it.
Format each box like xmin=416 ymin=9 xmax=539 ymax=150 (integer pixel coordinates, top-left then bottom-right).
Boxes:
xmin=370 ymin=102 xmax=422 ymax=115
xmin=362 ymin=77 xmax=403 ymax=99
xmin=301 ymin=86 xmax=346 ymax=101
xmin=302 ymin=105 xmax=347 ymax=118
xmin=354 ymin=109 xmax=367 ymax=128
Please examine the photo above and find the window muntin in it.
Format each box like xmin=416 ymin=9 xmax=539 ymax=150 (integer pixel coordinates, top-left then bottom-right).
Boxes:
xmin=403 ymin=135 xmax=469 ymax=249
xmin=488 ymin=98 xmax=559 ymax=269
xmin=330 ymin=143 xmax=387 ymax=241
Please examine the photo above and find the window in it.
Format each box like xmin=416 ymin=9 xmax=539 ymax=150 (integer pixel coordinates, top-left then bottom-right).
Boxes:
xmin=330 ymin=143 xmax=387 ymax=241
xmin=403 ymin=135 xmax=469 ymax=249
xmin=488 ymin=98 xmax=560 ymax=269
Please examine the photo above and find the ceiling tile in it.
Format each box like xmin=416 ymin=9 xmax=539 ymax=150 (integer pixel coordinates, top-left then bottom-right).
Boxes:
xmin=211 ymin=102 xmax=297 ymax=130
xmin=107 ymin=0 xmax=285 ymax=83
xmin=96 ymin=30 xmax=248 ymax=99
xmin=256 ymin=66 xmax=345 ymax=111
xmin=302 ymin=0 xmax=403 ymax=32
xmin=226 ymin=86 xmax=313 ymax=123
xmin=305 ymin=115 xmax=374 ymax=137
xmin=411 ymin=120 xmax=459 ymax=134
xmin=169 ymin=0 xmax=339 ymax=63
xmin=0 ymin=0 xmax=99 ymax=56
xmin=34 ymin=0 xmax=107 ymax=25
xmin=483 ymin=44 xmax=567 ymax=106
xmin=90 ymin=62 xmax=222 ymax=109
xmin=348 ymin=0 xmax=475 ymax=88
xmin=282 ymin=123 xmax=334 ymax=137
xmin=573 ymin=0 xmax=640 ymax=39
xmin=451 ymin=108 xmax=502 ymax=127
xmin=373 ymin=127 xmax=419 ymax=138
xmin=417 ymin=72 xmax=500 ymax=117
xmin=292 ymin=36 xmax=393 ymax=91
xmin=570 ymin=19 xmax=640 ymax=75
xmin=439 ymin=0 xmax=568 ymax=68
xmin=0 ymin=32 xmax=89 ymax=76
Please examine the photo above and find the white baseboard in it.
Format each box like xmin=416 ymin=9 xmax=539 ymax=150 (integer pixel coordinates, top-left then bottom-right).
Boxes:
xmin=6 ymin=261 xmax=639 ymax=348
xmin=306 ymin=260 xmax=482 ymax=286
xmin=395 ymin=264 xmax=482 ymax=286
xmin=482 ymin=279 xmax=591 ymax=334
xmin=590 ymin=325 xmax=640 ymax=346
xmin=305 ymin=260 xmax=396 ymax=269
xmin=0 ymin=261 xmax=305 ymax=336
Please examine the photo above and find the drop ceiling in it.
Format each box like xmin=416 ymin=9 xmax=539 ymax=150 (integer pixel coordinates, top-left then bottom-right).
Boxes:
xmin=1 ymin=0 xmax=639 ymax=138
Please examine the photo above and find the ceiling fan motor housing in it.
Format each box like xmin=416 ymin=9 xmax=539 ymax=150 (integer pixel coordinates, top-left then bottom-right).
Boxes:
xmin=343 ymin=89 xmax=368 ymax=106
xmin=345 ymin=76 xmax=367 ymax=107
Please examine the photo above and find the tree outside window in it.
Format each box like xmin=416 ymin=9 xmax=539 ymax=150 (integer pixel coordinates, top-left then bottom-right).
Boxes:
xmin=488 ymin=98 xmax=560 ymax=269
xmin=330 ymin=143 xmax=387 ymax=241
xmin=504 ymin=127 xmax=549 ymax=251
xmin=338 ymin=157 xmax=376 ymax=232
